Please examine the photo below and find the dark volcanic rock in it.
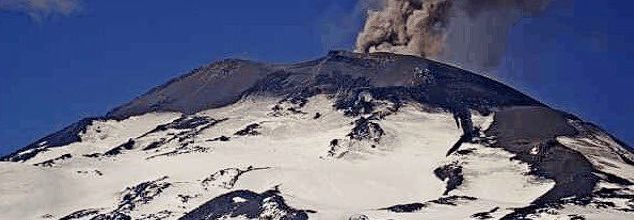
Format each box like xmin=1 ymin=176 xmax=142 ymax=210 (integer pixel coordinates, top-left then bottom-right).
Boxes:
xmin=104 ymin=139 xmax=136 ymax=156
xmin=106 ymin=51 xmax=540 ymax=120
xmin=91 ymin=212 xmax=131 ymax=220
xmin=471 ymin=207 xmax=500 ymax=219
xmin=59 ymin=209 xmax=101 ymax=220
xmin=33 ymin=153 xmax=72 ymax=167
xmin=144 ymin=116 xmax=227 ymax=138
xmin=201 ymin=166 xmax=270 ymax=190
xmin=179 ymin=188 xmax=312 ymax=220
xmin=485 ymin=106 xmax=594 ymax=205
xmin=117 ymin=176 xmax=171 ymax=213
xmin=428 ymin=195 xmax=477 ymax=206
xmin=1 ymin=117 xmax=104 ymax=162
xmin=145 ymin=145 xmax=209 ymax=160
xmin=347 ymin=117 xmax=384 ymax=142
xmin=484 ymin=106 xmax=634 ymax=218
xmin=107 ymin=60 xmax=273 ymax=119
xmin=141 ymin=141 xmax=164 ymax=151
xmin=140 ymin=117 xmax=227 ymax=153
xmin=138 ymin=210 xmax=174 ymax=220
xmin=381 ymin=203 xmax=426 ymax=213
xmin=207 ymin=136 xmax=230 ymax=142
xmin=147 ymin=116 xmax=213 ymax=133
xmin=434 ymin=163 xmax=464 ymax=195
xmin=69 ymin=177 xmax=172 ymax=220
xmin=486 ymin=106 xmax=578 ymax=144
xmin=234 ymin=123 xmax=261 ymax=136
xmin=382 ymin=196 xmax=478 ymax=214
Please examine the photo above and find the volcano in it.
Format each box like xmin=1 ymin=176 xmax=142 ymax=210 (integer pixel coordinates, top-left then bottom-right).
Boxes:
xmin=1 ymin=51 xmax=633 ymax=220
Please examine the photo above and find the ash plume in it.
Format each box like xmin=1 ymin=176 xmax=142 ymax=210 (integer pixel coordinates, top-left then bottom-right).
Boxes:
xmin=355 ymin=0 xmax=552 ymax=71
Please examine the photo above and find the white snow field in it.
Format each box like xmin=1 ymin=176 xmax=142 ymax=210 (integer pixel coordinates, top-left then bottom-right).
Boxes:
xmin=0 ymin=96 xmax=633 ymax=220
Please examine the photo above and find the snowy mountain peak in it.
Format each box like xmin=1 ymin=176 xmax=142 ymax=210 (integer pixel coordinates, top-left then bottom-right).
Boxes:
xmin=1 ymin=51 xmax=633 ymax=220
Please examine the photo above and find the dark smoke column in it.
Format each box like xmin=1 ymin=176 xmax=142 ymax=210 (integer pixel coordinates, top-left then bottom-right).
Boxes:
xmin=355 ymin=0 xmax=552 ymax=71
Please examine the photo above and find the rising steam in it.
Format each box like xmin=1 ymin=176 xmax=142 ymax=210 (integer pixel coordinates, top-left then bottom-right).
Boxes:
xmin=355 ymin=0 xmax=551 ymax=71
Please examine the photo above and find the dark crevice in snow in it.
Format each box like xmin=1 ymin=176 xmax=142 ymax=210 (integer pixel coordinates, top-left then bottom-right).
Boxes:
xmin=470 ymin=207 xmax=499 ymax=219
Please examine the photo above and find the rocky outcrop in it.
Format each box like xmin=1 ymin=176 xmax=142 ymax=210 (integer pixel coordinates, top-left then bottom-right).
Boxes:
xmin=201 ymin=166 xmax=270 ymax=190
xmin=234 ymin=123 xmax=261 ymax=136
xmin=434 ymin=162 xmax=464 ymax=195
xmin=179 ymin=188 xmax=313 ymax=220
xmin=33 ymin=153 xmax=72 ymax=167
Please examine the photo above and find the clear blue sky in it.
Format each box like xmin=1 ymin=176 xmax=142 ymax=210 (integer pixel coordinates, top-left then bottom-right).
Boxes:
xmin=1 ymin=0 xmax=632 ymax=155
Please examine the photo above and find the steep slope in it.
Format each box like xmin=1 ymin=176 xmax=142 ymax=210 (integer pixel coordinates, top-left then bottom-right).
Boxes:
xmin=1 ymin=51 xmax=633 ymax=220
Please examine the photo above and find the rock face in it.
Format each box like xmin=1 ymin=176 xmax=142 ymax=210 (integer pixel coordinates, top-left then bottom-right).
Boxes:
xmin=1 ymin=51 xmax=633 ymax=219
xmin=179 ymin=189 xmax=312 ymax=220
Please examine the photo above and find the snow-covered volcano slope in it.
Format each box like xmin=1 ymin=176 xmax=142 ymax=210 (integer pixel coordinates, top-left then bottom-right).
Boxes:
xmin=1 ymin=51 xmax=634 ymax=220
